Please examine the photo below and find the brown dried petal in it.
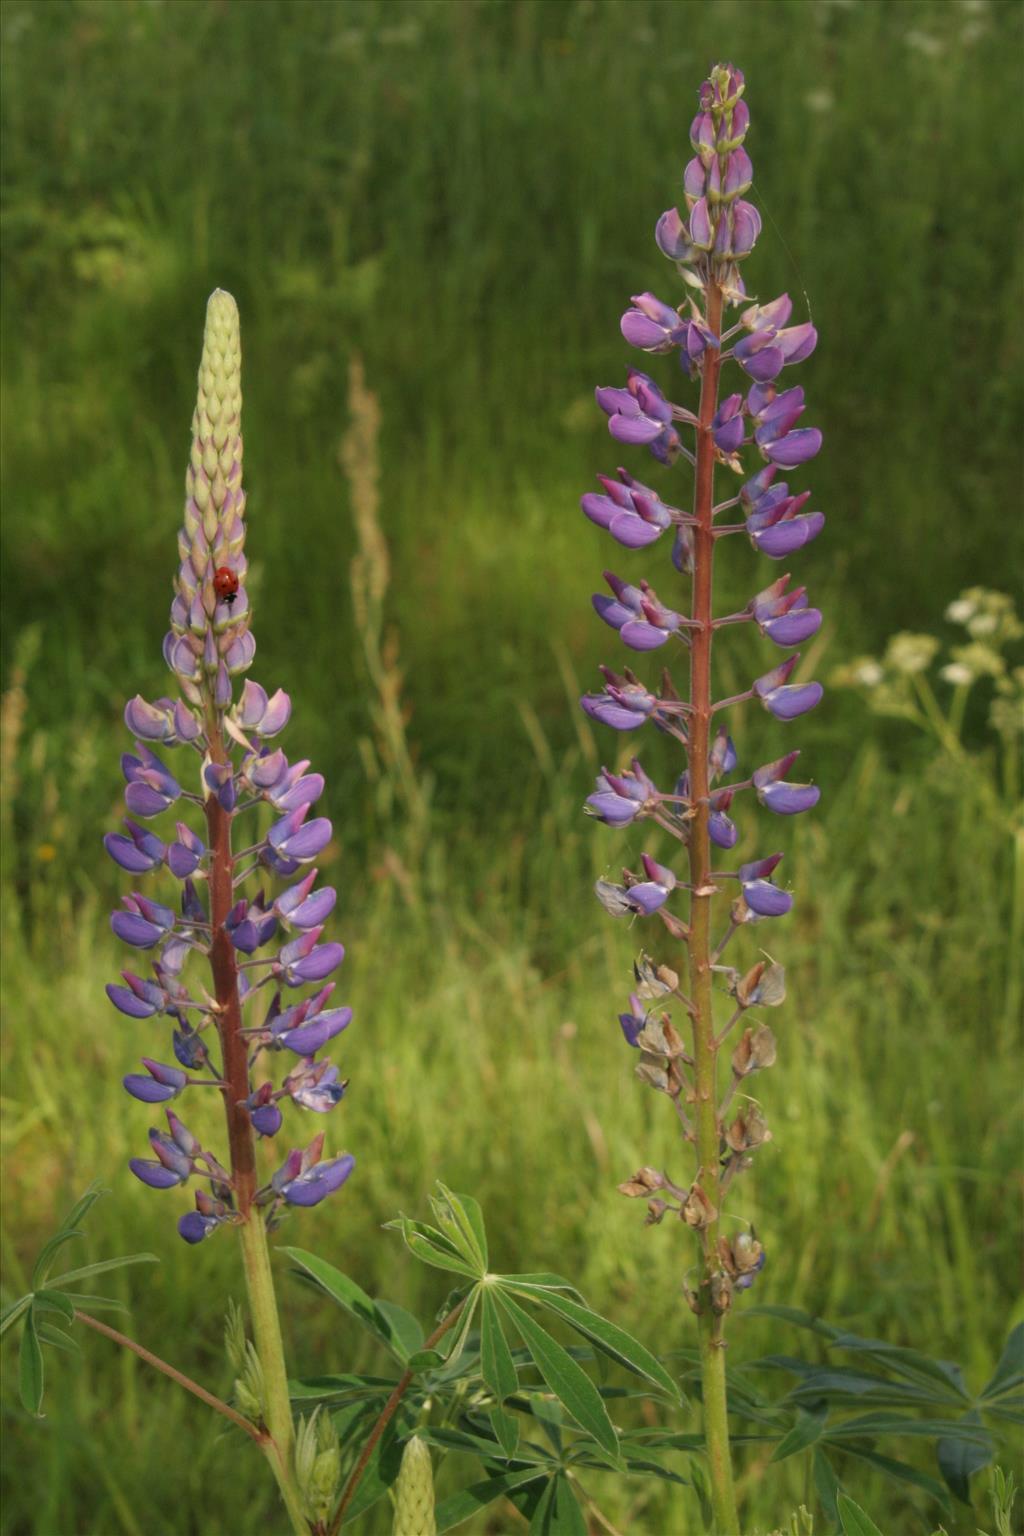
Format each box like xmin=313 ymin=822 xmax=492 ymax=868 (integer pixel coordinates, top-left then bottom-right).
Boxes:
xmin=681 ymin=1184 xmax=718 ymax=1229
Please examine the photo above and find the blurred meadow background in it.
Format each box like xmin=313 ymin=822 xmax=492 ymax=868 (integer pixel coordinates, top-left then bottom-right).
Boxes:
xmin=2 ymin=0 xmax=1022 ymax=1532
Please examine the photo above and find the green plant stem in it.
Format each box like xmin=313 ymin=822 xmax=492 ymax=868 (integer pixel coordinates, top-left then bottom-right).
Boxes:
xmin=74 ymin=1309 xmax=264 ymax=1441
xmin=327 ymin=1295 xmax=467 ymax=1536
xmin=204 ymin=705 xmax=307 ymax=1536
xmin=239 ymin=1215 xmax=310 ymax=1536
xmin=686 ymin=276 xmax=739 ymax=1536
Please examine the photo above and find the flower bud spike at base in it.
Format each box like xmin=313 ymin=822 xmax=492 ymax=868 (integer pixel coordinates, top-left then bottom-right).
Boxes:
xmin=103 ymin=291 xmax=354 ymax=1536
xmin=580 ymin=64 xmax=823 ymax=1536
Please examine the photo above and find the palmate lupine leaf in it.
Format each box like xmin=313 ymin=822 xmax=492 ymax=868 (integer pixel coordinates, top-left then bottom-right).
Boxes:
xmin=528 ymin=1474 xmax=587 ymax=1536
xmin=840 ymin=1446 xmax=953 ymax=1517
xmin=936 ymin=1409 xmax=995 ymax=1505
xmin=769 ymin=1404 xmax=829 ymax=1463
xmin=981 ymin=1323 xmax=1024 ymax=1402
xmin=6 ymin=1184 xmax=160 ymax=1418
xmin=498 ymin=1280 xmax=679 ymax=1400
xmin=431 ymin=1184 xmax=488 ymax=1272
xmin=45 ymin=1254 xmax=158 ymax=1287
xmin=384 ymin=1216 xmax=481 ymax=1279
xmin=282 ymin=1247 xmax=412 ymax=1365
xmin=494 ymin=1292 xmax=619 ymax=1458
xmin=433 ymin=1468 xmax=548 ymax=1535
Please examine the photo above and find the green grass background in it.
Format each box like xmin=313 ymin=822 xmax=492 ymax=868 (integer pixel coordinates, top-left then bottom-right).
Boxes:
xmin=1 ymin=0 xmax=1022 ymax=1532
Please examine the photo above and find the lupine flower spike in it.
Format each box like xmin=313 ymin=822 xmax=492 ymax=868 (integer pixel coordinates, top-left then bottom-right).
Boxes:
xmin=582 ymin=67 xmax=822 ymax=1533
xmin=105 ymin=291 xmax=353 ymax=1516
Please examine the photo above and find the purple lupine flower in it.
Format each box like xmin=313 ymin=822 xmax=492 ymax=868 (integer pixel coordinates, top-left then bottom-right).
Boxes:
xmin=122 ymin=744 xmax=183 ymax=817
xmin=112 ymin=894 xmax=177 ymax=949
xmin=123 ymin=1058 xmax=189 ymax=1104
xmin=267 ymin=805 xmax=334 ymax=862
xmin=618 ymin=995 xmax=647 ymax=1047
xmin=712 ymin=394 xmax=745 ymax=454
xmin=754 ymin=656 xmax=824 ymax=720
xmin=166 ymin=822 xmax=205 ymax=878
xmin=593 ymin=571 xmax=686 ymax=650
xmin=279 ymin=1153 xmax=355 ymax=1207
xmin=105 ymin=290 xmax=355 ymax=1245
xmin=738 ymin=854 xmax=792 ymax=918
xmin=748 ymin=575 xmax=822 ymax=647
xmin=105 ymin=820 xmax=166 ymax=874
xmin=620 ymin=292 xmax=688 ymax=353
xmin=753 ymin=751 xmax=821 ymax=815
xmin=708 ymin=788 xmax=739 ymax=849
xmin=270 ymin=988 xmax=353 ymax=1054
xmin=596 ymin=370 xmax=683 ymax=462
xmin=585 ymin=760 xmax=659 ymax=826
xmin=578 ymin=67 xmax=824 ymax=1485
xmin=581 ymin=468 xmax=683 ymax=549
xmin=274 ymin=870 xmax=337 ymax=929
xmin=626 ymin=853 xmax=677 ymax=915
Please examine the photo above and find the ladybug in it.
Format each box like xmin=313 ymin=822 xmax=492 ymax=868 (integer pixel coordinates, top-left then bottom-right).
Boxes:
xmin=213 ymin=566 xmax=240 ymax=607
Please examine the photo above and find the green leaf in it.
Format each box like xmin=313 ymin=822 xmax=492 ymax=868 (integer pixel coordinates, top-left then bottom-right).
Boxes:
xmin=762 ymin=1355 xmax=944 ymax=1408
xmin=620 ymin=1457 xmax=689 ymax=1487
xmin=828 ymin=1333 xmax=969 ymax=1402
xmin=385 ymin=1217 xmax=480 ymax=1279
xmin=435 ymin=1468 xmax=546 ymax=1534
xmin=59 ymin=1293 xmax=130 ymax=1316
xmin=826 ymin=1413 xmax=993 ymax=1444
xmin=481 ymin=1289 xmax=518 ymax=1404
xmin=290 ymin=1372 xmax=398 ymax=1404
xmin=499 ymin=1274 xmax=586 ymax=1300
xmin=842 ymin=1445 xmax=952 ymax=1515
xmin=982 ymin=1397 xmax=1024 ymax=1425
xmin=406 ymin=1348 xmax=447 ymax=1373
xmin=0 ymin=1294 xmax=33 ymax=1339
xmin=813 ymin=1447 xmax=843 ymax=1526
xmin=690 ymin=1457 xmax=714 ymax=1531
xmin=373 ymin=1299 xmax=424 ymax=1362
xmin=58 ymin=1183 xmax=106 ymax=1236
xmin=19 ymin=1310 xmax=45 ymax=1416
xmin=495 ymin=1292 xmax=618 ymax=1458
xmin=936 ymin=1410 xmax=994 ymax=1505
xmin=837 ymin=1493 xmax=885 ymax=1536
xmin=281 ymin=1248 xmax=411 ymax=1364
xmin=35 ymin=1322 xmax=80 ymax=1354
xmin=434 ymin=1183 xmax=488 ymax=1272
xmin=490 ymin=1404 xmax=520 ymax=1460
xmin=981 ymin=1323 xmax=1024 ymax=1401
xmin=33 ymin=1289 xmax=74 ymax=1323
xmin=31 ymin=1229 xmax=84 ymax=1290
xmin=338 ymin=1425 xmax=404 ymax=1526
xmin=502 ymin=1283 xmax=678 ymax=1400
xmin=421 ymin=1424 xmax=548 ymax=1465
xmin=747 ymin=1305 xmax=837 ymax=1338
xmin=770 ymin=1405 xmax=828 ymax=1463
xmin=529 ymin=1474 xmax=586 ymax=1536
xmin=47 ymin=1253 xmax=158 ymax=1287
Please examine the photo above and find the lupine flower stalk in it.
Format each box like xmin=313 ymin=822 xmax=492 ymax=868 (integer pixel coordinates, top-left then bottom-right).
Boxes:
xmin=582 ymin=67 xmax=823 ymax=1532
xmin=105 ymin=291 xmax=353 ymax=1535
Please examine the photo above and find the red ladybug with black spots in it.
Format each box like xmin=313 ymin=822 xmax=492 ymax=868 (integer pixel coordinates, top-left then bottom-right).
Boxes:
xmin=213 ymin=566 xmax=239 ymax=607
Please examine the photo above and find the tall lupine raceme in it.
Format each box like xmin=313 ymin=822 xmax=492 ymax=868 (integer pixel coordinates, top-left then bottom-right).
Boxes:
xmin=581 ymin=65 xmax=822 ymax=1533
xmin=103 ymin=291 xmax=352 ymax=1532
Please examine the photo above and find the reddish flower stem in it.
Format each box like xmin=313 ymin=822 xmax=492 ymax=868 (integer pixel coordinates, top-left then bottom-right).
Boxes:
xmin=686 ymin=277 xmax=739 ymax=1534
xmin=74 ymin=1309 xmax=263 ymax=1443
xmin=327 ymin=1295 xmax=467 ymax=1536
xmin=204 ymin=720 xmax=258 ymax=1213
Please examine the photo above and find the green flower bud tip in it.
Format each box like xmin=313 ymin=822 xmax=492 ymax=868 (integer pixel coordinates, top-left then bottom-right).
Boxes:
xmin=392 ymin=1436 xmax=436 ymax=1536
